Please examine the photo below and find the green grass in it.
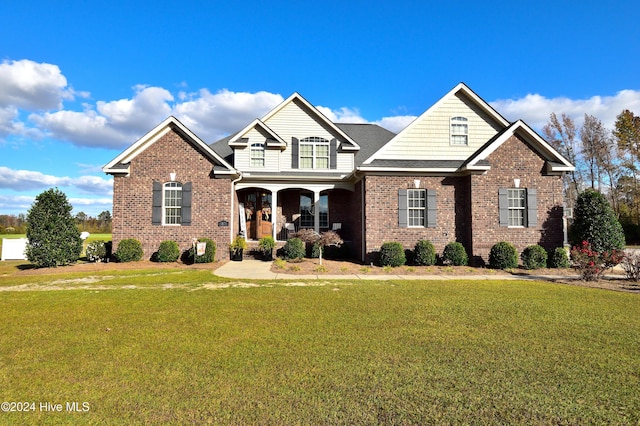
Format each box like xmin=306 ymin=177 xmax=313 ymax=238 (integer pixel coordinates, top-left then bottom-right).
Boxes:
xmin=0 ymin=277 xmax=639 ymax=424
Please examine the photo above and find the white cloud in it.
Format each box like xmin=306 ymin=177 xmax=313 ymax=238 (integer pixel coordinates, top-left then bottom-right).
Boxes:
xmin=375 ymin=115 xmax=417 ymax=133
xmin=173 ymin=89 xmax=284 ymax=142
xmin=0 ymin=59 xmax=75 ymax=110
xmin=0 ymin=166 xmax=112 ymax=195
xmin=316 ymin=106 xmax=368 ymax=124
xmin=490 ymin=90 xmax=640 ymax=131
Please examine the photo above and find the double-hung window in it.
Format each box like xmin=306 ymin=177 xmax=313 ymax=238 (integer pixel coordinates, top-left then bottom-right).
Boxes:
xmin=450 ymin=117 xmax=468 ymax=145
xmin=164 ymin=182 xmax=182 ymax=225
xmin=300 ymin=137 xmax=329 ymax=169
xmin=499 ymin=188 xmax=537 ymax=228
xmin=408 ymin=189 xmax=426 ymax=227
xmin=250 ymin=142 xmax=265 ymax=167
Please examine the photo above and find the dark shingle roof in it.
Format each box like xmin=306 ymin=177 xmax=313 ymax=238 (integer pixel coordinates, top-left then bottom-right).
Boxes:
xmin=335 ymin=123 xmax=396 ymax=166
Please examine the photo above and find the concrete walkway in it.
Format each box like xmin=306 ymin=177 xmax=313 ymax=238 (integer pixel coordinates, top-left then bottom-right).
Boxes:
xmin=214 ymin=259 xmax=570 ymax=281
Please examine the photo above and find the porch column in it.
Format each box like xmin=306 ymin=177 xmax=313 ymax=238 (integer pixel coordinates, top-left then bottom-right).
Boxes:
xmin=314 ymin=190 xmax=321 ymax=234
xmin=271 ymin=190 xmax=278 ymax=241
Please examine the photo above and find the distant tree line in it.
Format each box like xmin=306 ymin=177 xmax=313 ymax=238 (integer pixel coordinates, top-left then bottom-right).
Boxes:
xmin=543 ymin=109 xmax=640 ymax=244
xmin=0 ymin=210 xmax=112 ymax=234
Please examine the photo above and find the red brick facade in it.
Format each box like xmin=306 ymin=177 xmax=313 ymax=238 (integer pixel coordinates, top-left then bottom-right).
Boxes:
xmin=112 ymin=129 xmax=233 ymax=260
xmin=359 ymin=134 xmax=565 ymax=265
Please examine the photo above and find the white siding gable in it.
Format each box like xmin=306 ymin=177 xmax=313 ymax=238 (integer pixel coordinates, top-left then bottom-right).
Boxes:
xmin=234 ymin=127 xmax=281 ymax=172
xmin=263 ymin=99 xmax=354 ymax=172
xmin=372 ymin=92 xmax=506 ymax=161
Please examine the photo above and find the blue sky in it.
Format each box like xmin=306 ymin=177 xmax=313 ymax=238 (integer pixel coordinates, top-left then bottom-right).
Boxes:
xmin=1 ymin=0 xmax=639 ymax=217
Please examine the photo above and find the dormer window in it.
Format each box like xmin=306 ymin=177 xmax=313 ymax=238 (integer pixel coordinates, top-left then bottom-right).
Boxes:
xmin=300 ymin=137 xmax=329 ymax=169
xmin=250 ymin=142 xmax=265 ymax=167
xmin=450 ymin=117 xmax=468 ymax=145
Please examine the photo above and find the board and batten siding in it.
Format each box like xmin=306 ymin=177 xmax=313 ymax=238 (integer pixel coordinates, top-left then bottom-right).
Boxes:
xmin=376 ymin=93 xmax=505 ymax=161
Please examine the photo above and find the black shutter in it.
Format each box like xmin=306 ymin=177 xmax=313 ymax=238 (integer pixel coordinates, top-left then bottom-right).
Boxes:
xmin=181 ymin=182 xmax=192 ymax=226
xmin=152 ymin=181 xmax=162 ymax=225
xmin=498 ymin=188 xmax=508 ymax=227
xmin=330 ymin=138 xmax=337 ymax=169
xmin=291 ymin=137 xmax=299 ymax=169
xmin=398 ymin=189 xmax=408 ymax=227
xmin=527 ymin=188 xmax=537 ymax=227
xmin=426 ymin=189 xmax=437 ymax=227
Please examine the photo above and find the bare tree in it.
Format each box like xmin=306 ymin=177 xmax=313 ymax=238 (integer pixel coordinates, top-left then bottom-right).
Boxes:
xmin=543 ymin=113 xmax=583 ymax=207
xmin=614 ymin=110 xmax=640 ymax=222
xmin=295 ymin=229 xmax=343 ymax=265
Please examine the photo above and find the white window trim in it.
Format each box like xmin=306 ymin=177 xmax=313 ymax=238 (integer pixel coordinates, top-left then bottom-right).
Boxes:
xmin=450 ymin=116 xmax=468 ymax=146
xmin=507 ymin=188 xmax=526 ymax=228
xmin=250 ymin=142 xmax=265 ymax=167
xmin=300 ymin=137 xmax=330 ymax=169
xmin=163 ymin=182 xmax=182 ymax=226
xmin=407 ymin=189 xmax=426 ymax=228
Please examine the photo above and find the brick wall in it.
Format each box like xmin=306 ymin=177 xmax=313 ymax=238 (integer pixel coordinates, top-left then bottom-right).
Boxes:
xmin=361 ymin=135 xmax=565 ymax=265
xmin=469 ymin=134 xmax=565 ymax=263
xmin=111 ymin=128 xmax=234 ymax=260
xmin=362 ymin=175 xmax=464 ymax=263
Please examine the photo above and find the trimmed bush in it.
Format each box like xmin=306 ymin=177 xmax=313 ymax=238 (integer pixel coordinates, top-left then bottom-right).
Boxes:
xmin=489 ymin=241 xmax=518 ymax=269
xmin=114 ymin=238 xmax=143 ymax=263
xmin=569 ymin=189 xmax=625 ymax=252
xmin=442 ymin=242 xmax=468 ymax=266
xmin=549 ymin=247 xmax=570 ymax=268
xmin=379 ymin=242 xmax=406 ymax=267
xmin=190 ymin=238 xmax=216 ymax=263
xmin=156 ymin=240 xmax=180 ymax=262
xmin=414 ymin=240 xmax=436 ymax=266
xmin=86 ymin=240 xmax=108 ymax=263
xmin=283 ymin=238 xmax=305 ymax=260
xmin=521 ymin=244 xmax=547 ymax=269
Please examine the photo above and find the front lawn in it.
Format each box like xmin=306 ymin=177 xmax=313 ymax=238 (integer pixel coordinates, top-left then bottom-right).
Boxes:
xmin=0 ymin=276 xmax=638 ymax=424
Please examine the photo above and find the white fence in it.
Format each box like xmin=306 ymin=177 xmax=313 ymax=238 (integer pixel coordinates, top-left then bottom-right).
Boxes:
xmin=1 ymin=238 xmax=28 ymax=261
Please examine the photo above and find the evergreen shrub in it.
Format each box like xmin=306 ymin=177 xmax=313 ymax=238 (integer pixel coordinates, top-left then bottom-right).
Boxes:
xmin=379 ymin=242 xmax=406 ymax=267
xmin=521 ymin=244 xmax=547 ymax=269
xmin=156 ymin=240 xmax=180 ymax=262
xmin=190 ymin=238 xmax=216 ymax=263
xmin=489 ymin=241 xmax=518 ymax=269
xmin=414 ymin=240 xmax=436 ymax=266
xmin=549 ymin=247 xmax=570 ymax=268
xmin=442 ymin=242 xmax=468 ymax=266
xmin=283 ymin=238 xmax=305 ymax=260
xmin=114 ymin=238 xmax=144 ymax=262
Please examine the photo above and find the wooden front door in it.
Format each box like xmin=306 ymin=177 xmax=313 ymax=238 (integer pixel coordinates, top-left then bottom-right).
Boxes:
xmin=244 ymin=192 xmax=272 ymax=240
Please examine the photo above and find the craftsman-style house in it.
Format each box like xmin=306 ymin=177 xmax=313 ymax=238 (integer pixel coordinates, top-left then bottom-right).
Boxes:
xmin=103 ymin=83 xmax=574 ymax=264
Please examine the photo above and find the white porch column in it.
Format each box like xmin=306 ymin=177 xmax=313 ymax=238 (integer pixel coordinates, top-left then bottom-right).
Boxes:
xmin=314 ymin=190 xmax=321 ymax=234
xmin=271 ymin=190 xmax=278 ymax=240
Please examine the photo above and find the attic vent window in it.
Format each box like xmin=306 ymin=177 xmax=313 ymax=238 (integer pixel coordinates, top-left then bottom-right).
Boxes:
xmin=450 ymin=117 xmax=468 ymax=145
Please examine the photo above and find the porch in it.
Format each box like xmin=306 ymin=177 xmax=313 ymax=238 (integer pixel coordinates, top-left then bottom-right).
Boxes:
xmin=235 ymin=182 xmax=358 ymax=243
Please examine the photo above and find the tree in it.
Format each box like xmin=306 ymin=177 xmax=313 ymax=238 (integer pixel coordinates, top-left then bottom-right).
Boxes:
xmin=295 ymin=229 xmax=343 ymax=265
xmin=569 ymin=189 xmax=625 ymax=252
xmin=75 ymin=211 xmax=88 ymax=230
xmin=543 ymin=113 xmax=583 ymax=208
xmin=614 ymin=110 xmax=640 ymax=222
xmin=26 ymin=188 xmax=83 ymax=267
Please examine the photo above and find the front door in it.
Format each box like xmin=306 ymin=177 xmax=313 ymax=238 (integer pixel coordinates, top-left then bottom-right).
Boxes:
xmin=243 ymin=191 xmax=272 ymax=240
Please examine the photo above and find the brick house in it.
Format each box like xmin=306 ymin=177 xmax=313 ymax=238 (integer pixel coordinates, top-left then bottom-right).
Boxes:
xmin=103 ymin=83 xmax=574 ymax=264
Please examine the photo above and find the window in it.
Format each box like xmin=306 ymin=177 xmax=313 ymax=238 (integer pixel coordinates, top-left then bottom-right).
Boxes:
xmin=507 ymin=188 xmax=526 ymax=227
xmin=164 ymin=182 xmax=182 ymax=225
xmin=300 ymin=193 xmax=328 ymax=228
xmin=498 ymin=188 xmax=537 ymax=228
xmin=450 ymin=117 xmax=468 ymax=145
xmin=408 ymin=189 xmax=426 ymax=227
xmin=300 ymin=137 xmax=329 ymax=169
xmin=398 ymin=189 xmax=436 ymax=228
xmin=250 ymin=143 xmax=265 ymax=167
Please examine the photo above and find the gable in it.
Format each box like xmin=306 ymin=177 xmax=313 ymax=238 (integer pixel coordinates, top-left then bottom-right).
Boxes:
xmin=363 ymin=83 xmax=509 ymax=165
xmin=103 ymin=116 xmax=235 ymax=176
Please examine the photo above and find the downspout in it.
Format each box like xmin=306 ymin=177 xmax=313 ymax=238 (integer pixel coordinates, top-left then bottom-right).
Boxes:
xmin=230 ymin=172 xmax=243 ymax=243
